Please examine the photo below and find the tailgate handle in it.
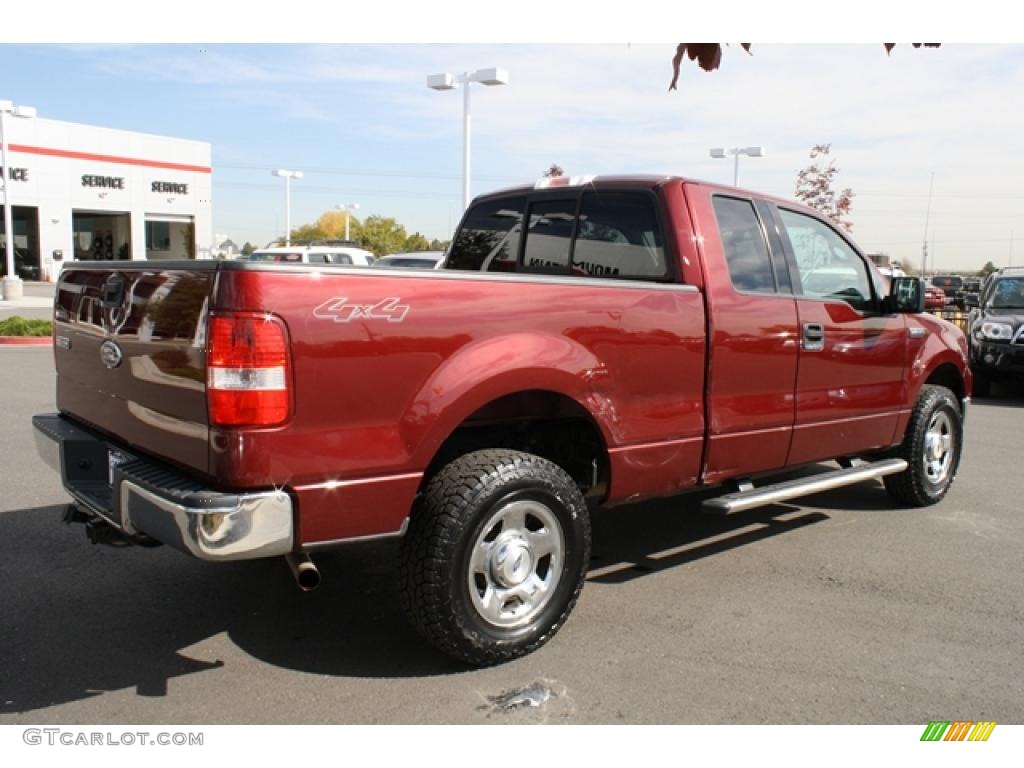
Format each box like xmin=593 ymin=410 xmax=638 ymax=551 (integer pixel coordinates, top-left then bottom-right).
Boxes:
xmin=802 ymin=322 xmax=825 ymax=352
xmin=101 ymin=275 xmax=126 ymax=308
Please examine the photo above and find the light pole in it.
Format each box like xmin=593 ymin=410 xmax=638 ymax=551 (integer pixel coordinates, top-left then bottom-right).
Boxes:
xmin=1 ymin=100 xmax=37 ymax=301
xmin=427 ymin=67 xmax=509 ymax=212
xmin=272 ymin=169 xmax=303 ymax=246
xmin=709 ymin=146 xmax=765 ymax=187
xmin=336 ymin=203 xmax=360 ymax=241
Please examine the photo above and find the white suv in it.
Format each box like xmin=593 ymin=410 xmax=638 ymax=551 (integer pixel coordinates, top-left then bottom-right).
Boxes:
xmin=243 ymin=244 xmax=375 ymax=267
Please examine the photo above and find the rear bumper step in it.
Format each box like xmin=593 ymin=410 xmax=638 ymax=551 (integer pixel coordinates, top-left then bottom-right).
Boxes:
xmin=33 ymin=413 xmax=294 ymax=561
xmin=701 ymin=458 xmax=908 ymax=515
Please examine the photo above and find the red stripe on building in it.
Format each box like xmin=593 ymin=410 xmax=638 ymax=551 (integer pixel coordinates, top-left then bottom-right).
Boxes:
xmin=8 ymin=144 xmax=212 ymax=174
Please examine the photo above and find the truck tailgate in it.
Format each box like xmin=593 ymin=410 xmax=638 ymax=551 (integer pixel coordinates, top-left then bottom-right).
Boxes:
xmin=53 ymin=263 xmax=216 ymax=477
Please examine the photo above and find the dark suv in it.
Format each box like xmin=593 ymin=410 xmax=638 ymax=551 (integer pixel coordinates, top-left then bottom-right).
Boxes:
xmin=967 ymin=268 xmax=1024 ymax=395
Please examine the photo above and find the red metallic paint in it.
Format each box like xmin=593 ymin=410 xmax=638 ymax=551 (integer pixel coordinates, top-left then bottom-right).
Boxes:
xmin=50 ymin=177 xmax=971 ymax=547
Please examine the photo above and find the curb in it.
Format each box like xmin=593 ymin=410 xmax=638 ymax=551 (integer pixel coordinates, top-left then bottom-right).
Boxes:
xmin=0 ymin=336 xmax=52 ymax=346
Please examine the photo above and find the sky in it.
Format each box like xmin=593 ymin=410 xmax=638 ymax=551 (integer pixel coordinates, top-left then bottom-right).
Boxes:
xmin=2 ymin=38 xmax=1024 ymax=272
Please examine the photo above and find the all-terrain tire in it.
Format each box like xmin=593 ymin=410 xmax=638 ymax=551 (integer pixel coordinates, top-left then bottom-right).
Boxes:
xmin=399 ymin=449 xmax=591 ymax=666
xmin=884 ymin=384 xmax=963 ymax=507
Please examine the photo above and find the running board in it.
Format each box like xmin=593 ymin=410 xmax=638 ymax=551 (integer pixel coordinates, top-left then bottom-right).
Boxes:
xmin=701 ymin=459 xmax=908 ymax=515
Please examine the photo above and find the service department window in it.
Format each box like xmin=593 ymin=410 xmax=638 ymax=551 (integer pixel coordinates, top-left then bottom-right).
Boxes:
xmin=522 ymin=198 xmax=576 ymax=274
xmin=712 ymin=196 xmax=776 ymax=293
xmin=145 ymin=221 xmax=171 ymax=251
xmin=779 ymin=209 xmax=872 ymax=311
xmin=572 ymin=191 xmax=667 ymax=279
xmin=446 ymin=196 xmax=526 ymax=272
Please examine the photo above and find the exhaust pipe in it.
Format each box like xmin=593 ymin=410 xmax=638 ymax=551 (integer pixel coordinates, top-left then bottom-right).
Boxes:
xmin=285 ymin=552 xmax=321 ymax=592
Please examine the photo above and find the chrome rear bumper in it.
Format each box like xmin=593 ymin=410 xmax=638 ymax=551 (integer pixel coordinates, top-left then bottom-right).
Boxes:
xmin=33 ymin=413 xmax=293 ymax=561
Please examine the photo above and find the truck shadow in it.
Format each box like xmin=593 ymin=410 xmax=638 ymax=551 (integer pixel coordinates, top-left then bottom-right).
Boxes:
xmin=0 ymin=479 xmax=896 ymax=712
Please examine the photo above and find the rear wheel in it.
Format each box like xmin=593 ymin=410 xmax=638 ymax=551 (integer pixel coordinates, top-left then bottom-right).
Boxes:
xmin=399 ymin=449 xmax=591 ymax=666
xmin=884 ymin=385 xmax=963 ymax=506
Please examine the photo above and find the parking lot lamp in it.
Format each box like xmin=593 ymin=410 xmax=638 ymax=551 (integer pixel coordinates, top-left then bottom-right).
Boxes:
xmin=709 ymin=146 xmax=765 ymax=187
xmin=272 ymin=169 xmax=303 ymax=246
xmin=337 ymin=203 xmax=360 ymax=241
xmin=427 ymin=68 xmax=509 ymax=212
xmin=1 ymin=100 xmax=38 ymax=300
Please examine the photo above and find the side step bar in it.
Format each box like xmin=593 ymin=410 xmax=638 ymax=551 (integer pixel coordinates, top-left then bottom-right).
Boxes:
xmin=701 ymin=458 xmax=908 ymax=515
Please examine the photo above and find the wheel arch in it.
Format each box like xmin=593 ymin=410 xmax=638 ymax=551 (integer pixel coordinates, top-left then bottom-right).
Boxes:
xmin=417 ymin=388 xmax=613 ymax=502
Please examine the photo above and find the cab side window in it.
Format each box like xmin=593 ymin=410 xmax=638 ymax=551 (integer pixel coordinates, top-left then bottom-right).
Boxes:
xmin=572 ymin=191 xmax=667 ymax=279
xmin=712 ymin=196 xmax=776 ymax=293
xmin=779 ymin=209 xmax=873 ymax=311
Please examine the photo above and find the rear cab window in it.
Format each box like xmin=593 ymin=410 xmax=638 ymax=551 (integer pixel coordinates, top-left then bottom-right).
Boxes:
xmin=445 ymin=187 xmax=670 ymax=281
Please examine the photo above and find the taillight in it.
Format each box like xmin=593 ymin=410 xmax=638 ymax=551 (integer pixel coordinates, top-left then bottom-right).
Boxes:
xmin=207 ymin=312 xmax=292 ymax=426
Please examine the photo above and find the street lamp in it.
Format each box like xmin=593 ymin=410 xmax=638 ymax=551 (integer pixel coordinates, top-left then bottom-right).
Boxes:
xmin=709 ymin=146 xmax=765 ymax=187
xmin=1 ymin=100 xmax=37 ymax=301
xmin=336 ymin=203 xmax=360 ymax=241
xmin=427 ymin=67 xmax=509 ymax=212
xmin=272 ymin=169 xmax=303 ymax=246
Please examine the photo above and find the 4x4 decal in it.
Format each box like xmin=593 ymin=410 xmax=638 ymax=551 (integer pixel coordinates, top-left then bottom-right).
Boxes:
xmin=313 ymin=296 xmax=410 ymax=323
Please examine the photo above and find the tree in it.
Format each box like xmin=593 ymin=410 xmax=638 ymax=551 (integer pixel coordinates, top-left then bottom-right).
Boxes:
xmin=795 ymin=144 xmax=855 ymax=232
xmin=978 ymin=261 xmax=998 ymax=277
xmin=543 ymin=164 xmax=565 ymax=178
xmin=357 ymin=215 xmax=408 ymax=257
xmin=429 ymin=238 xmax=450 ymax=252
xmin=403 ymin=232 xmax=432 ymax=252
xmin=241 ymin=242 xmax=255 ymax=256
xmin=669 ymin=44 xmax=940 ymax=90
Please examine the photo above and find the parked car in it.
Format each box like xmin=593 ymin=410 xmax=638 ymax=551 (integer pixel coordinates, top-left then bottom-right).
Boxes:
xmin=34 ymin=173 xmax=969 ymax=665
xmin=932 ymin=274 xmax=968 ymax=309
xmin=373 ymin=251 xmax=446 ymax=269
xmin=0 ymin=246 xmax=42 ymax=280
xmin=243 ymin=244 xmax=375 ymax=267
xmin=925 ymin=285 xmax=947 ymax=310
xmin=966 ymin=267 xmax=1024 ymax=396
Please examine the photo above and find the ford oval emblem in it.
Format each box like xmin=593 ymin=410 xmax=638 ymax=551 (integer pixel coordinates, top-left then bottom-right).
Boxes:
xmin=100 ymin=340 xmax=124 ymax=369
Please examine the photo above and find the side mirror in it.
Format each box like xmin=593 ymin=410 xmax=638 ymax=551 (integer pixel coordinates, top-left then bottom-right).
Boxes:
xmin=888 ymin=276 xmax=925 ymax=313
xmin=964 ymin=293 xmax=979 ymax=309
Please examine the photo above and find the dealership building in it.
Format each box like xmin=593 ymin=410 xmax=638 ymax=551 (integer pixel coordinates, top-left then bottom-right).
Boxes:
xmin=1 ymin=115 xmax=212 ymax=282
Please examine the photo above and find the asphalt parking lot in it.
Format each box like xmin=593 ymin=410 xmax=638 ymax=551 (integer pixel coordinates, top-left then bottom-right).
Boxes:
xmin=1 ymin=346 xmax=1021 ymax=725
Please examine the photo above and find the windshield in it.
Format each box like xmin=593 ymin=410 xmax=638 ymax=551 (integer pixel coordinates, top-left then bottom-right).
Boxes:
xmin=989 ymin=277 xmax=1024 ymax=309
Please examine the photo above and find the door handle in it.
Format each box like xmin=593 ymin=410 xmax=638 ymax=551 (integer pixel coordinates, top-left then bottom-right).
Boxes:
xmin=802 ymin=322 xmax=825 ymax=352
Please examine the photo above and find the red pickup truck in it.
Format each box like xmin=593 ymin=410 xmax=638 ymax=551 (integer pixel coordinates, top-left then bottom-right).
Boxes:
xmin=34 ymin=175 xmax=970 ymax=665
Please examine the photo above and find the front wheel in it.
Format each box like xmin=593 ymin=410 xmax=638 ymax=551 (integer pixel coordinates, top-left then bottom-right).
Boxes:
xmin=399 ymin=449 xmax=591 ymax=666
xmin=884 ymin=384 xmax=963 ymax=506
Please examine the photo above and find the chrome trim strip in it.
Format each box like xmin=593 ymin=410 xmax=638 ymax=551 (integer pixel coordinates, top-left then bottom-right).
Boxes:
xmin=792 ymin=411 xmax=900 ymax=432
xmin=702 ymin=458 xmax=908 ymax=514
xmin=607 ymin=435 xmax=704 ymax=454
xmin=302 ymin=518 xmax=410 ymax=551
xmin=292 ymin=472 xmax=424 ymax=492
